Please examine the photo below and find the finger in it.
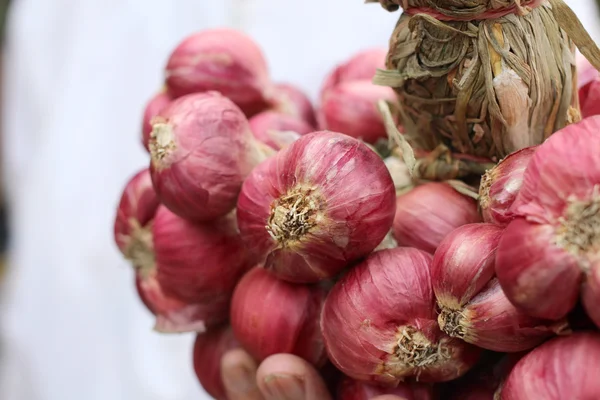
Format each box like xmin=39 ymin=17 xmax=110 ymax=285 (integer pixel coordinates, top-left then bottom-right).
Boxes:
xmin=256 ymin=354 xmax=333 ymax=400
xmin=220 ymin=349 xmax=264 ymax=400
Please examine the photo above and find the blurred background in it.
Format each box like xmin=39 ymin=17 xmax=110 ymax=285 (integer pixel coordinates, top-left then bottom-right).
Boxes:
xmin=0 ymin=1 xmax=596 ymax=399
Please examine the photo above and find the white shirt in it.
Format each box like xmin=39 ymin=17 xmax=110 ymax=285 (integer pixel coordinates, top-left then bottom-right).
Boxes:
xmin=0 ymin=1 xmax=398 ymax=400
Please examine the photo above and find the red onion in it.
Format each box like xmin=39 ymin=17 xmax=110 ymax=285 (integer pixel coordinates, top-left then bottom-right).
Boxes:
xmin=319 ymin=80 xmax=396 ymax=143
xmin=496 ymin=116 xmax=600 ymax=321
xmin=236 ymin=131 xmax=396 ymax=283
xmin=230 ymin=267 xmax=327 ymax=366
xmin=393 ymin=182 xmax=481 ymax=254
xmin=114 ymin=172 xmax=220 ymax=332
xmin=249 ymin=110 xmax=313 ymax=151
xmin=135 ymin=271 xmax=226 ymax=333
xmin=577 ymin=55 xmax=600 ymax=119
xmin=433 ymin=223 xmax=566 ymax=352
xmin=193 ymin=326 xmax=240 ymax=400
xmin=113 ymin=169 xmax=160 ymax=270
xmin=153 ymin=205 xmax=252 ymax=305
xmin=165 ymin=29 xmax=272 ymax=116
xmin=321 ymin=247 xmax=482 ymax=384
xmin=271 ymin=82 xmax=317 ymax=127
xmin=141 ymin=90 xmax=171 ymax=152
xmin=320 ymin=48 xmax=388 ymax=98
xmin=479 ymin=147 xmax=537 ymax=226
xmin=499 ymin=332 xmax=600 ymax=399
xmin=149 ymin=92 xmax=268 ymax=222
xmin=337 ymin=377 xmax=435 ymax=400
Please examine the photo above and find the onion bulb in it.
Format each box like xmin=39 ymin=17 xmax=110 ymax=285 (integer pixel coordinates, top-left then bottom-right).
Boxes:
xmin=236 ymin=131 xmax=396 ymax=283
xmin=496 ymin=116 xmax=600 ymax=323
xmin=499 ymin=333 xmax=600 ymax=399
xmin=479 ymin=147 xmax=537 ymax=226
xmin=321 ymin=247 xmax=481 ymax=385
xmin=149 ymin=92 xmax=268 ymax=222
xmin=165 ymin=28 xmax=272 ymax=116
xmin=393 ymin=182 xmax=481 ymax=254
xmin=230 ymin=267 xmax=327 ymax=366
xmin=249 ymin=110 xmax=313 ymax=151
xmin=433 ymin=223 xmax=567 ymax=352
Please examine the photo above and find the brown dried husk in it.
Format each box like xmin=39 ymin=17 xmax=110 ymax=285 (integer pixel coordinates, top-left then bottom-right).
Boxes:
xmin=374 ymin=3 xmax=579 ymax=177
xmin=367 ymin=0 xmax=541 ymax=18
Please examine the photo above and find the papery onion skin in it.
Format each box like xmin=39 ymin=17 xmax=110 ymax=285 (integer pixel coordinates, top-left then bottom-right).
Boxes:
xmin=142 ymin=90 xmax=171 ymax=152
xmin=272 ymin=83 xmax=317 ymax=127
xmin=393 ymin=183 xmax=481 ymax=254
xmin=113 ymin=169 xmax=160 ymax=269
xmin=433 ymin=223 xmax=562 ymax=352
xmin=165 ymin=29 xmax=271 ymax=116
xmin=193 ymin=326 xmax=240 ymax=400
xmin=321 ymin=247 xmax=481 ymax=385
xmin=337 ymin=376 xmax=436 ymax=400
xmin=249 ymin=110 xmax=313 ymax=150
xmin=320 ymin=80 xmax=396 ymax=143
xmin=230 ymin=267 xmax=327 ymax=366
xmin=499 ymin=333 xmax=600 ymax=400
xmin=236 ymin=131 xmax=396 ymax=283
xmin=496 ymin=117 xmax=600 ymax=321
xmin=153 ymin=205 xmax=252 ymax=308
xmin=479 ymin=147 xmax=537 ymax=226
xmin=149 ymin=92 xmax=265 ymax=222
xmin=320 ymin=48 xmax=388 ymax=98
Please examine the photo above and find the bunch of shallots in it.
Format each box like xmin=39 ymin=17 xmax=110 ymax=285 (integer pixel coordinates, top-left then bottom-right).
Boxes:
xmin=113 ymin=24 xmax=600 ymax=400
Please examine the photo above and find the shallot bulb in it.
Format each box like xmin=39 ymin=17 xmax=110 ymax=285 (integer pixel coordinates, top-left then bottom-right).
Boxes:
xmin=577 ymin=55 xmax=600 ymax=118
xmin=337 ymin=377 xmax=435 ymax=400
xmin=230 ymin=267 xmax=327 ymax=366
xmin=113 ymin=169 xmax=160 ymax=270
xmin=236 ymin=131 xmax=396 ymax=283
xmin=153 ymin=206 xmax=252 ymax=305
xmin=271 ymin=83 xmax=317 ymax=127
xmin=496 ymin=116 xmax=600 ymax=324
xmin=165 ymin=28 xmax=272 ymax=116
xmin=141 ymin=90 xmax=171 ymax=152
xmin=193 ymin=326 xmax=240 ymax=400
xmin=479 ymin=147 xmax=537 ymax=226
xmin=114 ymin=171 xmax=214 ymax=332
xmin=319 ymin=80 xmax=396 ymax=143
xmin=149 ymin=92 xmax=268 ymax=222
xmin=393 ymin=183 xmax=481 ymax=254
xmin=320 ymin=48 xmax=388 ymax=98
xmin=249 ymin=111 xmax=313 ymax=151
xmin=321 ymin=248 xmax=482 ymax=384
xmin=499 ymin=333 xmax=600 ymax=399
xmin=433 ymin=224 xmax=565 ymax=352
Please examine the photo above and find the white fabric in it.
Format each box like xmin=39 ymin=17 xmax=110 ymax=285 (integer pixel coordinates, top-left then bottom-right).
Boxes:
xmin=0 ymin=1 xmax=398 ymax=399
xmin=0 ymin=0 xmax=598 ymax=399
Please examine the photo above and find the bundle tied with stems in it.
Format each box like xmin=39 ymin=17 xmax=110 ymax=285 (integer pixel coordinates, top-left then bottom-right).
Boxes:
xmin=370 ymin=0 xmax=600 ymax=182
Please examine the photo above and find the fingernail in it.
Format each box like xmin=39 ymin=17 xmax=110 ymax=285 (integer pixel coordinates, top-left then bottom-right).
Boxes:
xmin=263 ymin=374 xmax=306 ymax=400
xmin=222 ymin=364 xmax=256 ymax=394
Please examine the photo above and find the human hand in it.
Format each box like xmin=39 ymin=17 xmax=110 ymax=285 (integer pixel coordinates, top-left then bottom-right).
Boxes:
xmin=220 ymin=349 xmax=405 ymax=400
